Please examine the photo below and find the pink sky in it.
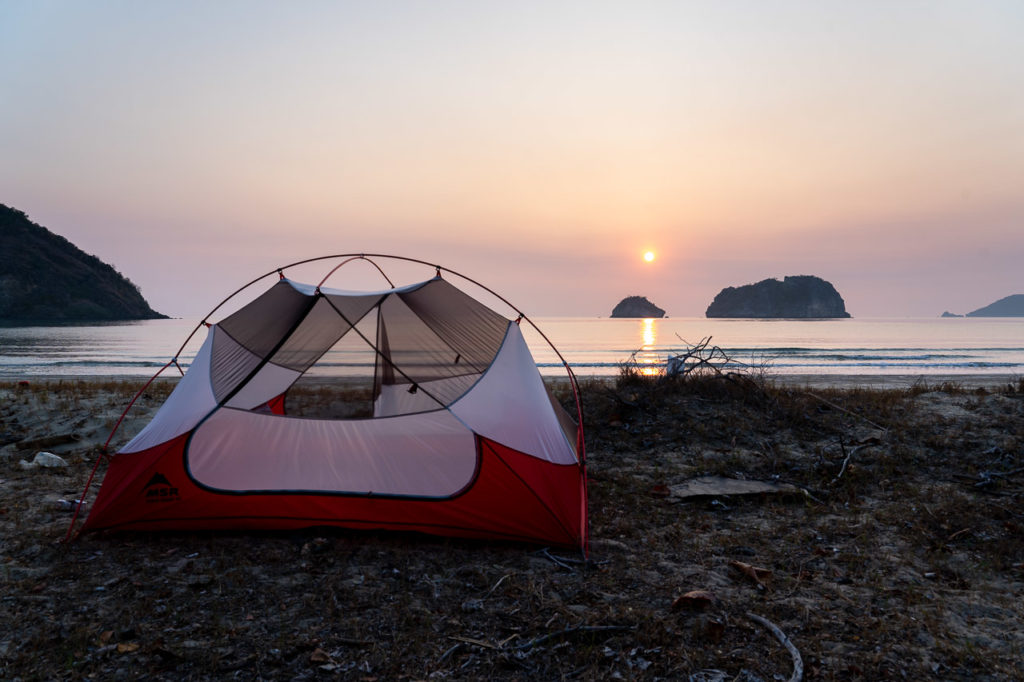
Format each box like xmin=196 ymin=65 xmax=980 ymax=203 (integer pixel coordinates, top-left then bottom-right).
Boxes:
xmin=2 ymin=2 xmax=1022 ymax=317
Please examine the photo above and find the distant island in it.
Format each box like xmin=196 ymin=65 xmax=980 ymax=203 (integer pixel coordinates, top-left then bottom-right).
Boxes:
xmin=966 ymin=295 xmax=1024 ymax=317
xmin=706 ymin=275 xmax=851 ymax=318
xmin=0 ymin=204 xmax=166 ymax=322
xmin=941 ymin=311 xmax=964 ymax=318
xmin=610 ymin=296 xmax=666 ymax=318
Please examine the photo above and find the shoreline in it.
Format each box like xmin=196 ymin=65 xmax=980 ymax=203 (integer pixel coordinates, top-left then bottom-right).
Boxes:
xmin=4 ymin=371 xmax=1020 ymax=391
xmin=764 ymin=372 xmax=1022 ymax=390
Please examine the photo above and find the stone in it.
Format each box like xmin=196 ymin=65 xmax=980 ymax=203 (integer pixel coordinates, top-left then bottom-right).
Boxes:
xmin=19 ymin=451 xmax=68 ymax=469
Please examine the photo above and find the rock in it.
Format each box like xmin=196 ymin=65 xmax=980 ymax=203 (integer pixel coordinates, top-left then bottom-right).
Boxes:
xmin=19 ymin=451 xmax=68 ymax=469
xmin=966 ymin=294 xmax=1024 ymax=317
xmin=669 ymin=476 xmax=801 ymax=499
xmin=706 ymin=275 xmax=851 ymax=318
xmin=611 ymin=296 xmax=666 ymax=318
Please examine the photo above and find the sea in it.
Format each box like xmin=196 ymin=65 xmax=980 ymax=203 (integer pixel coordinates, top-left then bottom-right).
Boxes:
xmin=1 ymin=316 xmax=1023 ymax=384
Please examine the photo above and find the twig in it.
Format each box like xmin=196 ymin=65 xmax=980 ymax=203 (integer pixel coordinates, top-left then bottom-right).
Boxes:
xmin=804 ymin=392 xmax=887 ymax=433
xmin=515 ymin=625 xmax=633 ymax=651
xmin=747 ymin=612 xmax=803 ymax=682
xmin=829 ymin=440 xmax=875 ymax=486
xmin=541 ymin=547 xmax=588 ymax=569
xmin=946 ymin=528 xmax=971 ymax=542
xmin=829 ymin=438 xmax=852 ymax=486
xmin=497 ymin=633 xmax=519 ymax=647
xmin=450 ymin=635 xmax=497 ymax=649
xmin=800 ymin=488 xmax=826 ymax=505
xmin=335 ymin=637 xmax=371 ymax=646
xmin=438 ymin=642 xmax=463 ymax=662
xmin=954 ymin=467 xmax=1024 ymax=491
xmin=986 ymin=500 xmax=1024 ymax=518
xmin=983 ymin=466 xmax=1024 ymax=480
xmin=535 ymin=548 xmax=577 ymax=571
xmin=483 ymin=573 xmax=512 ymax=599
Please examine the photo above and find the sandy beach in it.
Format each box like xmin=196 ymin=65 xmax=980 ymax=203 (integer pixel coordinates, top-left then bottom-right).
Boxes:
xmin=1 ymin=373 xmax=1022 ymax=679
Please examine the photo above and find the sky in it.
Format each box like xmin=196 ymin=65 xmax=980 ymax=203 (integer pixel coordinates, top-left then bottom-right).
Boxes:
xmin=2 ymin=1 xmax=1022 ymax=318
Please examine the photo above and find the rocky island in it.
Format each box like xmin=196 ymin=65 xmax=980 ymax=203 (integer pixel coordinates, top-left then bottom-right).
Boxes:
xmin=966 ymin=295 xmax=1024 ymax=317
xmin=610 ymin=296 xmax=666 ymax=318
xmin=0 ymin=203 xmax=166 ymax=322
xmin=706 ymin=275 xmax=851 ymax=318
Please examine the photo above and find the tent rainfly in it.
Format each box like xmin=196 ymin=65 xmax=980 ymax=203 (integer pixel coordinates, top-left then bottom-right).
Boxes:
xmin=72 ymin=256 xmax=587 ymax=551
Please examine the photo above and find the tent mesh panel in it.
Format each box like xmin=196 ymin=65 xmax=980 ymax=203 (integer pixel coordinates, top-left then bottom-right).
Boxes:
xmin=213 ymin=277 xmax=511 ymax=415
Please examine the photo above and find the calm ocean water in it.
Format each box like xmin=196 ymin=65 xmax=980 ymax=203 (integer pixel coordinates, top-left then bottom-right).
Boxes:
xmin=1 ymin=316 xmax=1023 ymax=381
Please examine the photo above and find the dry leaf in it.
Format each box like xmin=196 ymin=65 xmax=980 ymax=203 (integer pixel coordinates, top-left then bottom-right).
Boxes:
xmin=728 ymin=560 xmax=772 ymax=589
xmin=116 ymin=642 xmax=140 ymax=654
xmin=671 ymin=589 xmax=717 ymax=611
xmin=309 ymin=647 xmax=332 ymax=663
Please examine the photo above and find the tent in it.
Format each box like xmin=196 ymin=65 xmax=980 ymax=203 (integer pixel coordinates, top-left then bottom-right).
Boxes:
xmin=73 ymin=256 xmax=587 ymax=551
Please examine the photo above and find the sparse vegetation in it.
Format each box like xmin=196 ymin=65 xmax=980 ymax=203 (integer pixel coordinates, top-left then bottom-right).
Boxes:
xmin=1 ymin=374 xmax=1022 ymax=679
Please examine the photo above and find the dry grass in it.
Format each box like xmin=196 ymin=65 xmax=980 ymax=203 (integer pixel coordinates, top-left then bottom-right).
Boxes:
xmin=1 ymin=375 xmax=1022 ymax=680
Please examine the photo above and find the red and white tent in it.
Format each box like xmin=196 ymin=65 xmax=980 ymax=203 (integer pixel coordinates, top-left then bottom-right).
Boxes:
xmin=74 ymin=256 xmax=587 ymax=550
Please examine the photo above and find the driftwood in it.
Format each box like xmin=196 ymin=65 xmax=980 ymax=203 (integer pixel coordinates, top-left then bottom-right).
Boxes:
xmin=618 ymin=335 xmax=742 ymax=380
xmin=15 ymin=432 xmax=80 ymax=450
xmin=747 ymin=612 xmax=803 ymax=682
xmin=664 ymin=336 xmax=735 ymax=378
xmin=613 ymin=336 xmax=772 ymax=411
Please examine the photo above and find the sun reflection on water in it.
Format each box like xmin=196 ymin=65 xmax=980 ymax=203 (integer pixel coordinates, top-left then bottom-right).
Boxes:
xmin=636 ymin=317 xmax=661 ymax=376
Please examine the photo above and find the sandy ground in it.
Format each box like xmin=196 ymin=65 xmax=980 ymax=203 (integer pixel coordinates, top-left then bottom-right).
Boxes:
xmin=1 ymin=374 xmax=1022 ymax=680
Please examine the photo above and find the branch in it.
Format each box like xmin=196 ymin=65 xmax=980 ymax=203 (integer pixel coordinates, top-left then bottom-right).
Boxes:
xmin=804 ymin=392 xmax=887 ymax=433
xmin=534 ymin=547 xmax=585 ymax=571
xmin=747 ymin=612 xmax=803 ymax=682
xmin=515 ymin=625 xmax=634 ymax=651
xmin=829 ymin=438 xmax=852 ymax=486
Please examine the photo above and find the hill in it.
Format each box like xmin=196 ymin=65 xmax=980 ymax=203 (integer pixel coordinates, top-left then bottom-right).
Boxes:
xmin=966 ymin=294 xmax=1024 ymax=317
xmin=0 ymin=204 xmax=165 ymax=322
xmin=706 ymin=275 xmax=851 ymax=318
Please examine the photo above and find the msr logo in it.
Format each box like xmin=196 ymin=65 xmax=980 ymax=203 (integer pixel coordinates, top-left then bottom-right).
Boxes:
xmin=142 ymin=472 xmax=180 ymax=503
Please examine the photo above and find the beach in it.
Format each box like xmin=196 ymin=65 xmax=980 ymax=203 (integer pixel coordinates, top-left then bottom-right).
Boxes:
xmin=2 ymin=374 xmax=1022 ymax=679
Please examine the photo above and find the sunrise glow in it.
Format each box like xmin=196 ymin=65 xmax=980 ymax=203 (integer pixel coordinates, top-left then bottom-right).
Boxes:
xmin=2 ymin=3 xmax=1022 ymax=317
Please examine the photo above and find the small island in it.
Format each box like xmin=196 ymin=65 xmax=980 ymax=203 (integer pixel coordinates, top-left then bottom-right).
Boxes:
xmin=0 ymin=203 xmax=166 ymax=322
xmin=966 ymin=295 xmax=1024 ymax=317
xmin=610 ymin=296 xmax=666 ymax=318
xmin=706 ymin=275 xmax=851 ymax=318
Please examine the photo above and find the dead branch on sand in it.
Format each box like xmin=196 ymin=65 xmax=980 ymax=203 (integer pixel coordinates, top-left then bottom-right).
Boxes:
xmin=747 ymin=612 xmax=803 ymax=682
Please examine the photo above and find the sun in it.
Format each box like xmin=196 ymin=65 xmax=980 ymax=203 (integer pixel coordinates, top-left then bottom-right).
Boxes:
xmin=643 ymin=250 xmax=656 ymax=263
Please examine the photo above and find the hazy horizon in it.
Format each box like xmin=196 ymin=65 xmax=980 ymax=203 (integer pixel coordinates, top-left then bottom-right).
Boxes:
xmin=2 ymin=2 xmax=1022 ymax=318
